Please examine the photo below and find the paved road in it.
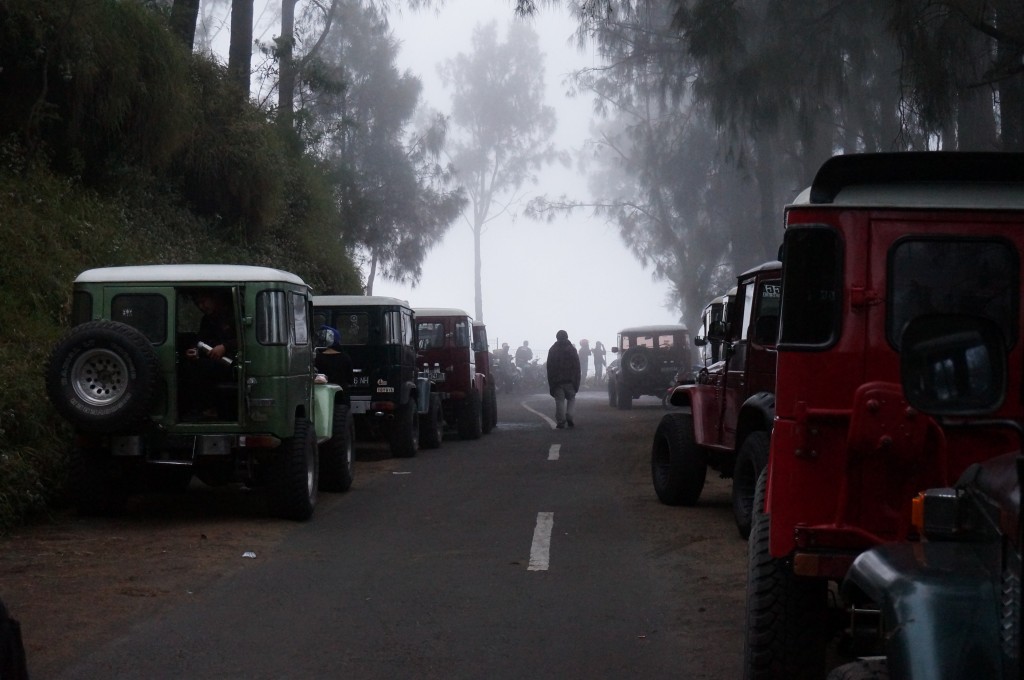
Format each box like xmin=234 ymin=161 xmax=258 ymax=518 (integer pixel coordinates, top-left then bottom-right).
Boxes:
xmin=55 ymin=390 xmax=748 ymax=679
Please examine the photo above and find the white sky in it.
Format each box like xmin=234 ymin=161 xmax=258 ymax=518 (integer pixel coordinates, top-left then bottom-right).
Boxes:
xmin=214 ymin=0 xmax=682 ymax=367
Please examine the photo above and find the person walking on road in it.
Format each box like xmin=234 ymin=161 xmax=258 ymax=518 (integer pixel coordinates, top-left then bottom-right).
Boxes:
xmin=546 ymin=330 xmax=581 ymax=429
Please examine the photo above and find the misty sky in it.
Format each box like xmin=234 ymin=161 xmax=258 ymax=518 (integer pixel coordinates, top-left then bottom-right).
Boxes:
xmin=217 ymin=1 xmax=683 ymax=372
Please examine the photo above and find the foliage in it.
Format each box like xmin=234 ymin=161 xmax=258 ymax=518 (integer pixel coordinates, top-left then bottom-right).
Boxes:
xmin=290 ymin=0 xmax=465 ymax=293
xmin=441 ymin=20 xmax=563 ymax=320
xmin=542 ymin=0 xmax=1024 ymax=326
xmin=0 ymin=0 xmax=365 ymax=532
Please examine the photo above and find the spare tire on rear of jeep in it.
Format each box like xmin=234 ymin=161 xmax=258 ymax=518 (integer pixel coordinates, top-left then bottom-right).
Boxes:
xmin=621 ymin=347 xmax=653 ymax=376
xmin=45 ymin=320 xmax=161 ymax=434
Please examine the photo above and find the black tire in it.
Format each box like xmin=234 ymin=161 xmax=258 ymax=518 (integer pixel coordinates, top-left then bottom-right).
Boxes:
xmin=267 ymin=418 xmax=318 ymax=521
xmin=650 ymin=413 xmax=707 ymax=505
xmin=390 ymin=398 xmax=419 ymax=458
xmin=826 ymin=659 xmax=889 ymax=680
xmin=616 ymin=379 xmax=632 ymax=410
xmin=481 ymin=382 xmax=496 ymax=434
xmin=70 ymin=447 xmax=130 ymax=516
xmin=608 ymin=376 xmax=618 ymax=407
xmin=319 ymin=403 xmax=354 ymax=492
xmin=744 ymin=469 xmax=830 ymax=680
xmin=621 ymin=348 xmax=653 ymax=376
xmin=45 ymin=320 xmax=161 ymax=434
xmin=487 ymin=381 xmax=498 ymax=431
xmin=457 ymin=389 xmax=483 ymax=440
xmin=419 ymin=395 xmax=444 ymax=450
xmin=732 ymin=431 xmax=770 ymax=539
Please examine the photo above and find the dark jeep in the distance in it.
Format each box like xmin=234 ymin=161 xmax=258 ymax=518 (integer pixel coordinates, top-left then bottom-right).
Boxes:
xmin=45 ymin=264 xmax=352 ymax=521
xmin=607 ymin=324 xmax=691 ymax=410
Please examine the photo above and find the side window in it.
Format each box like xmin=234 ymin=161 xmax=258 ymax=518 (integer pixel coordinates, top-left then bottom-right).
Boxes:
xmin=112 ymin=294 xmax=167 ymax=343
xmin=889 ymin=238 xmax=1017 ymax=349
xmin=72 ymin=291 xmax=92 ymax=326
xmin=739 ymin=283 xmax=755 ymax=341
xmin=455 ymin=320 xmax=470 ymax=348
xmin=402 ymin=310 xmax=414 ymax=346
xmin=291 ymin=292 xmax=309 ymax=346
xmin=257 ymin=291 xmax=288 ymax=344
xmin=383 ymin=311 xmax=402 ymax=344
xmin=779 ymin=227 xmax=843 ymax=348
xmin=753 ymin=279 xmax=782 ymax=346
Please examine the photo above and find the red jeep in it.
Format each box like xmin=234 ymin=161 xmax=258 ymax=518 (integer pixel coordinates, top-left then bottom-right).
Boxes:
xmin=651 ymin=261 xmax=781 ymax=538
xmin=744 ymin=152 xmax=1024 ymax=679
xmin=415 ymin=308 xmax=486 ymax=440
xmin=472 ymin=321 xmax=497 ymax=433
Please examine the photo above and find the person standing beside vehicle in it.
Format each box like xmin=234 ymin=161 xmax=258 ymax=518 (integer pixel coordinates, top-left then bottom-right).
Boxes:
xmin=314 ymin=325 xmax=353 ymax=405
xmin=578 ymin=338 xmax=591 ymax=389
xmin=592 ymin=340 xmax=607 ymax=384
xmin=546 ymin=330 xmax=580 ymax=429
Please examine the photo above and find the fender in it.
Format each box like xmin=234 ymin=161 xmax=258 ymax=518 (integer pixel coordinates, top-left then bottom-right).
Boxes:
xmin=312 ymin=383 xmax=342 ymax=443
xmin=842 ymin=541 xmax=1001 ymax=680
xmin=736 ymin=391 xmax=775 ymax=449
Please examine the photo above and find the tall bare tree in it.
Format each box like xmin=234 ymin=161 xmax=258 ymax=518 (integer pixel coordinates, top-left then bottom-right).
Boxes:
xmin=441 ymin=20 xmax=561 ymax=321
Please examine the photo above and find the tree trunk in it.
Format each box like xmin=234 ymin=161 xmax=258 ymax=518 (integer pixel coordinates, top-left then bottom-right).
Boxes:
xmin=169 ymin=0 xmax=201 ymax=51
xmin=228 ymin=0 xmax=255 ymax=96
xmin=365 ymin=253 xmax=377 ymax=295
xmin=473 ymin=221 xmax=483 ymax=321
xmin=278 ymin=0 xmax=298 ymax=128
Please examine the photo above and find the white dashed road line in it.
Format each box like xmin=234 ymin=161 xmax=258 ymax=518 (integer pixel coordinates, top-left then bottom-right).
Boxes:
xmin=528 ymin=512 xmax=554 ymax=571
xmin=548 ymin=444 xmax=560 ymax=461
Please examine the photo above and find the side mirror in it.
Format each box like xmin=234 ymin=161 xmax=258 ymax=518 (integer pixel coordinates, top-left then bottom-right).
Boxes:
xmin=611 ymin=347 xmax=619 ymax=354
xmin=900 ymin=314 xmax=1007 ymax=417
xmin=694 ymin=336 xmax=707 ymax=347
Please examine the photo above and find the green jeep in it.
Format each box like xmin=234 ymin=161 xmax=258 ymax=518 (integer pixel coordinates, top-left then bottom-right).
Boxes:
xmin=44 ymin=265 xmax=353 ymax=521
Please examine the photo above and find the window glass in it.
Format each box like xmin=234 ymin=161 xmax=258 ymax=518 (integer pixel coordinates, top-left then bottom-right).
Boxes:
xmin=402 ymin=311 xmax=414 ymax=346
xmin=291 ymin=292 xmax=309 ymax=345
xmin=779 ymin=228 xmax=842 ymax=347
xmin=455 ymin=320 xmax=470 ymax=347
xmin=111 ymin=294 xmax=166 ymax=343
xmin=889 ymin=238 xmax=1017 ymax=349
xmin=754 ymin=280 xmax=782 ymax=346
xmin=740 ymin=284 xmax=755 ymax=341
xmin=257 ymin=291 xmax=288 ymax=344
xmin=383 ymin=311 xmax=402 ymax=344
xmin=72 ymin=291 xmax=92 ymax=326
xmin=418 ymin=322 xmax=446 ymax=349
xmin=334 ymin=312 xmax=369 ymax=345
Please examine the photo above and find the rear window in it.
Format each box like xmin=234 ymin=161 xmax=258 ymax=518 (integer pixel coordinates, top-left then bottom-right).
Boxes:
xmin=418 ymin=322 xmax=446 ymax=349
xmin=889 ymin=237 xmax=1018 ymax=349
xmin=111 ymin=294 xmax=167 ymax=344
xmin=779 ymin=227 xmax=843 ymax=348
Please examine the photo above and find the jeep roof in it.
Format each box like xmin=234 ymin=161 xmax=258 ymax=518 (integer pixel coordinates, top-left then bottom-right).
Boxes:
xmin=75 ymin=264 xmax=307 ymax=285
xmin=794 ymin=151 xmax=1024 ymax=208
xmin=415 ymin=307 xmax=472 ymax=318
xmin=312 ymin=294 xmax=411 ymax=308
xmin=616 ymin=323 xmax=689 ymax=337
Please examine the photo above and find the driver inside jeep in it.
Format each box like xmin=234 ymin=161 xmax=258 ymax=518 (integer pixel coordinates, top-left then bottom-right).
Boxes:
xmin=181 ymin=289 xmax=238 ymax=420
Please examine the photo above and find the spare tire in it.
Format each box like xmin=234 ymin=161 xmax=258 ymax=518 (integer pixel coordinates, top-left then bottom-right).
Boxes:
xmin=45 ymin=320 xmax=161 ymax=433
xmin=621 ymin=348 xmax=653 ymax=376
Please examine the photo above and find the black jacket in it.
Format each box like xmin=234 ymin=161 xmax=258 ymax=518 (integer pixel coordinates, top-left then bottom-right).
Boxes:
xmin=546 ymin=338 xmax=581 ymax=393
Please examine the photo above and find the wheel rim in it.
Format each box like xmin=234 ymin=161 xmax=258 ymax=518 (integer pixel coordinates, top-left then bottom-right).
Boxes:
xmin=628 ymin=354 xmax=648 ymax=372
xmin=71 ymin=348 xmax=130 ymax=407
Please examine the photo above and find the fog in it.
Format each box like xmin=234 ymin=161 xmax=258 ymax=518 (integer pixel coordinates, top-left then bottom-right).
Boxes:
xmin=374 ymin=1 xmax=680 ymax=362
xmin=211 ymin=0 xmax=681 ymax=370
